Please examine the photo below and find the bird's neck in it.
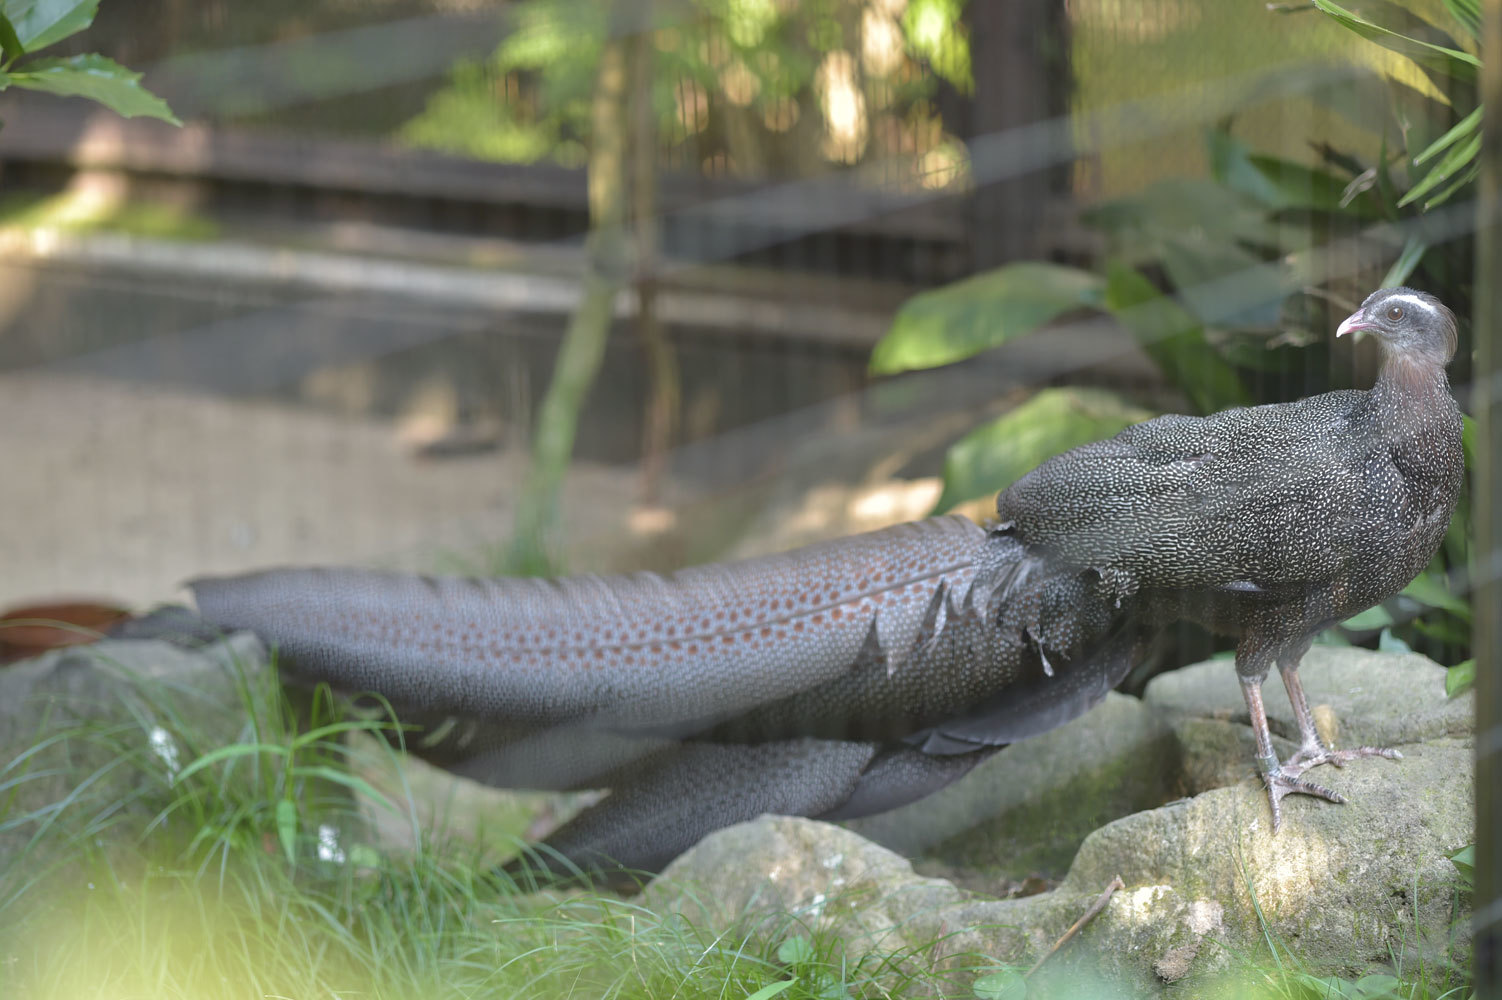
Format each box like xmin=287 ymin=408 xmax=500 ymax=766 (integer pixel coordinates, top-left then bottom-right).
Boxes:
xmin=1368 ymin=351 xmax=1458 ymax=445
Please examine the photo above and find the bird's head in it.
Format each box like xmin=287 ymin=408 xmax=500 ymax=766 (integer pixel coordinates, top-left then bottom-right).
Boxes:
xmin=1335 ymin=287 xmax=1457 ymax=367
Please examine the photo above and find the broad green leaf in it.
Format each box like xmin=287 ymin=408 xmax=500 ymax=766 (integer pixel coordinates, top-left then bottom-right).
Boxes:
xmin=1158 ymin=237 xmax=1291 ymax=331
xmin=871 ymin=263 xmax=1102 ymax=375
xmin=744 ymin=981 xmax=798 ymax=1000
xmin=275 ymin=797 xmax=298 ymax=864
xmin=1208 ymin=131 xmax=1375 ymax=215
xmin=1413 ymin=105 xmax=1481 ymax=165
xmin=6 ymin=0 xmax=97 ymax=51
xmin=934 ymin=388 xmax=1151 ymax=512
xmin=1445 ymin=659 xmax=1475 ymax=697
xmin=973 ymin=969 xmax=1027 ymax=1000
xmin=0 ymin=12 xmax=23 ymax=64
xmin=1102 ymin=263 xmax=1251 ymax=413
xmin=1312 ymin=0 xmax=1479 ymax=84
xmin=7 ymin=55 xmax=179 ymax=124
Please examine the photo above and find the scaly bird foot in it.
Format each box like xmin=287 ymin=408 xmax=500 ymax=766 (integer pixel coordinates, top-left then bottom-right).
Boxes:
xmin=1262 ymin=765 xmax=1345 ymax=832
xmin=1285 ymin=740 xmax=1403 ymax=773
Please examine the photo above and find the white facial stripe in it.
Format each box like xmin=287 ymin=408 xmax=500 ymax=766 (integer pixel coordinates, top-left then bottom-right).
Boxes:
xmin=1383 ymin=293 xmax=1437 ymax=322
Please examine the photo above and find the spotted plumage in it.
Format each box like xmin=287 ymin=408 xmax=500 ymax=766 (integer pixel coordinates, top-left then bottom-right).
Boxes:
xmin=189 ymin=286 xmax=1463 ymax=874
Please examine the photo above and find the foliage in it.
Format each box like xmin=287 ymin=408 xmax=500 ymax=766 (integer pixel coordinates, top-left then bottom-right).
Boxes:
xmin=402 ymin=0 xmax=970 ymax=180
xmin=0 ymin=0 xmax=176 ymax=124
xmin=871 ymin=0 xmax=1477 ymax=667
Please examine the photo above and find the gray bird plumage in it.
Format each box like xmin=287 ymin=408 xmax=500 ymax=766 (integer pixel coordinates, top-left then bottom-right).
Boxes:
xmin=186 ymin=286 xmax=1463 ymax=875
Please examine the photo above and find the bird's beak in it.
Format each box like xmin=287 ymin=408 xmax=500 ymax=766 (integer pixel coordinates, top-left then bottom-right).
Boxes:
xmin=1336 ymin=311 xmax=1370 ymax=338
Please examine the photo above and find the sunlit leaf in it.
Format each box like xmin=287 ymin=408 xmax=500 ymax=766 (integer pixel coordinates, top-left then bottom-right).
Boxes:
xmin=1103 ymin=263 xmax=1251 ymax=413
xmin=1312 ymin=0 xmax=1479 ymax=84
xmin=5 ymin=0 xmax=97 ymax=51
xmin=7 ymin=54 xmax=178 ymax=123
xmin=903 ymin=0 xmax=971 ymax=92
xmin=934 ymin=388 xmax=1151 ymax=512
xmin=1445 ymin=659 xmax=1475 ymax=698
xmin=870 ymin=262 xmax=1102 ymax=374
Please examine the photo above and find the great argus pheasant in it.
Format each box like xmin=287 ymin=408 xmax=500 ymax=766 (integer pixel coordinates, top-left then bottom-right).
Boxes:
xmin=181 ymin=287 xmax=1463 ymax=877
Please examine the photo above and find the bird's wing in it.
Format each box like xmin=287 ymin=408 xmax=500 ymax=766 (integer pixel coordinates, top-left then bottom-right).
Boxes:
xmin=998 ymin=391 xmax=1375 ymax=591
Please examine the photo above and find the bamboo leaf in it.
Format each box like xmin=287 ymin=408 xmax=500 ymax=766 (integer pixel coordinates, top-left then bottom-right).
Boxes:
xmin=1398 ymin=129 xmax=1480 ymax=206
xmin=1312 ymin=0 xmax=1479 ymax=83
xmin=935 ymin=388 xmax=1151 ymax=512
xmin=871 ymin=263 xmax=1103 ymax=374
xmin=1443 ymin=0 xmax=1481 ymax=39
xmin=1413 ymin=105 xmax=1482 ymax=165
xmin=1380 ymin=235 xmax=1427 ymax=287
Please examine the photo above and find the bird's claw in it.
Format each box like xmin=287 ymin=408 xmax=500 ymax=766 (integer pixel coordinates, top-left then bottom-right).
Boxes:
xmin=1263 ymin=766 xmax=1346 ymax=831
xmin=1286 ymin=741 xmax=1402 ymax=772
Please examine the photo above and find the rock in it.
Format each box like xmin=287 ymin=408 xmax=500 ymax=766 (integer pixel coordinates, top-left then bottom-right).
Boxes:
xmin=648 ymin=650 xmax=1474 ymax=995
xmin=1145 ymin=646 xmax=1473 ymax=797
xmin=0 ymin=633 xmax=269 ymax=863
xmin=846 ymin=692 xmax=1177 ymax=880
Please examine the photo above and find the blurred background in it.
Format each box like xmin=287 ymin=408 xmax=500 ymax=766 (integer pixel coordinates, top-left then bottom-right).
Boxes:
xmin=0 ymin=0 xmax=1479 ymax=676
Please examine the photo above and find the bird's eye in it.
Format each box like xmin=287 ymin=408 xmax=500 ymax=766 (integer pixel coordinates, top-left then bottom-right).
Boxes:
xmin=1386 ymin=305 xmax=1404 ymax=321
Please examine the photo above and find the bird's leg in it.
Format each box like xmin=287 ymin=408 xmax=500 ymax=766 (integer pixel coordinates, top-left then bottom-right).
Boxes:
xmin=1277 ymin=653 xmax=1402 ymax=775
xmin=1236 ymin=641 xmax=1346 ymax=830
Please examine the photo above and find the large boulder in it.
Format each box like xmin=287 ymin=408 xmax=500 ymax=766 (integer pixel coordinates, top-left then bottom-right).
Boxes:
xmin=648 ymin=649 xmax=1475 ymax=995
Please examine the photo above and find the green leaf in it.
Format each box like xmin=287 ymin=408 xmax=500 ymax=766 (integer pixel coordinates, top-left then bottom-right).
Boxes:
xmin=1342 ymin=604 xmax=1394 ymax=630
xmin=744 ymin=981 xmax=798 ymax=1000
xmin=1399 ymin=572 xmax=1469 ymax=616
xmin=1413 ymin=105 xmax=1482 ymax=166
xmin=1443 ymin=0 xmax=1481 ymax=39
xmin=1449 ymin=843 xmax=1474 ymax=887
xmin=1377 ymin=627 xmax=1411 ymax=653
xmin=776 ymin=935 xmax=816 ymax=966
xmin=973 ymin=969 xmax=1027 ymax=1000
xmin=934 ymin=388 xmax=1151 ymax=512
xmin=1102 ymin=263 xmax=1251 ymax=413
xmin=1311 ymin=0 xmax=1479 ymax=84
xmin=870 ymin=263 xmax=1102 ymax=374
xmin=0 ymin=12 xmax=24 ymax=64
xmin=1445 ymin=658 xmax=1475 ymax=698
xmin=174 ymin=742 xmax=291 ymax=784
xmin=6 ymin=0 xmax=98 ymax=52
xmin=1208 ymin=131 xmax=1375 ymax=214
xmin=1421 ymin=159 xmax=1479 ymax=209
xmin=275 ymin=797 xmax=298 ymax=864
xmin=1380 ymin=235 xmax=1427 ymax=287
xmin=7 ymin=54 xmax=179 ymax=124
xmin=1399 ymin=129 xmax=1480 ymax=207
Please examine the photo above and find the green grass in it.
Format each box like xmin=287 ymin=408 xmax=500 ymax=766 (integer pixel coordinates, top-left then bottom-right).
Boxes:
xmin=0 ymin=644 xmax=1476 ymax=999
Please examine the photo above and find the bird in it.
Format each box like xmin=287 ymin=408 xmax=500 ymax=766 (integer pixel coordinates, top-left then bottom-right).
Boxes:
xmin=185 ymin=286 xmax=1463 ymax=878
